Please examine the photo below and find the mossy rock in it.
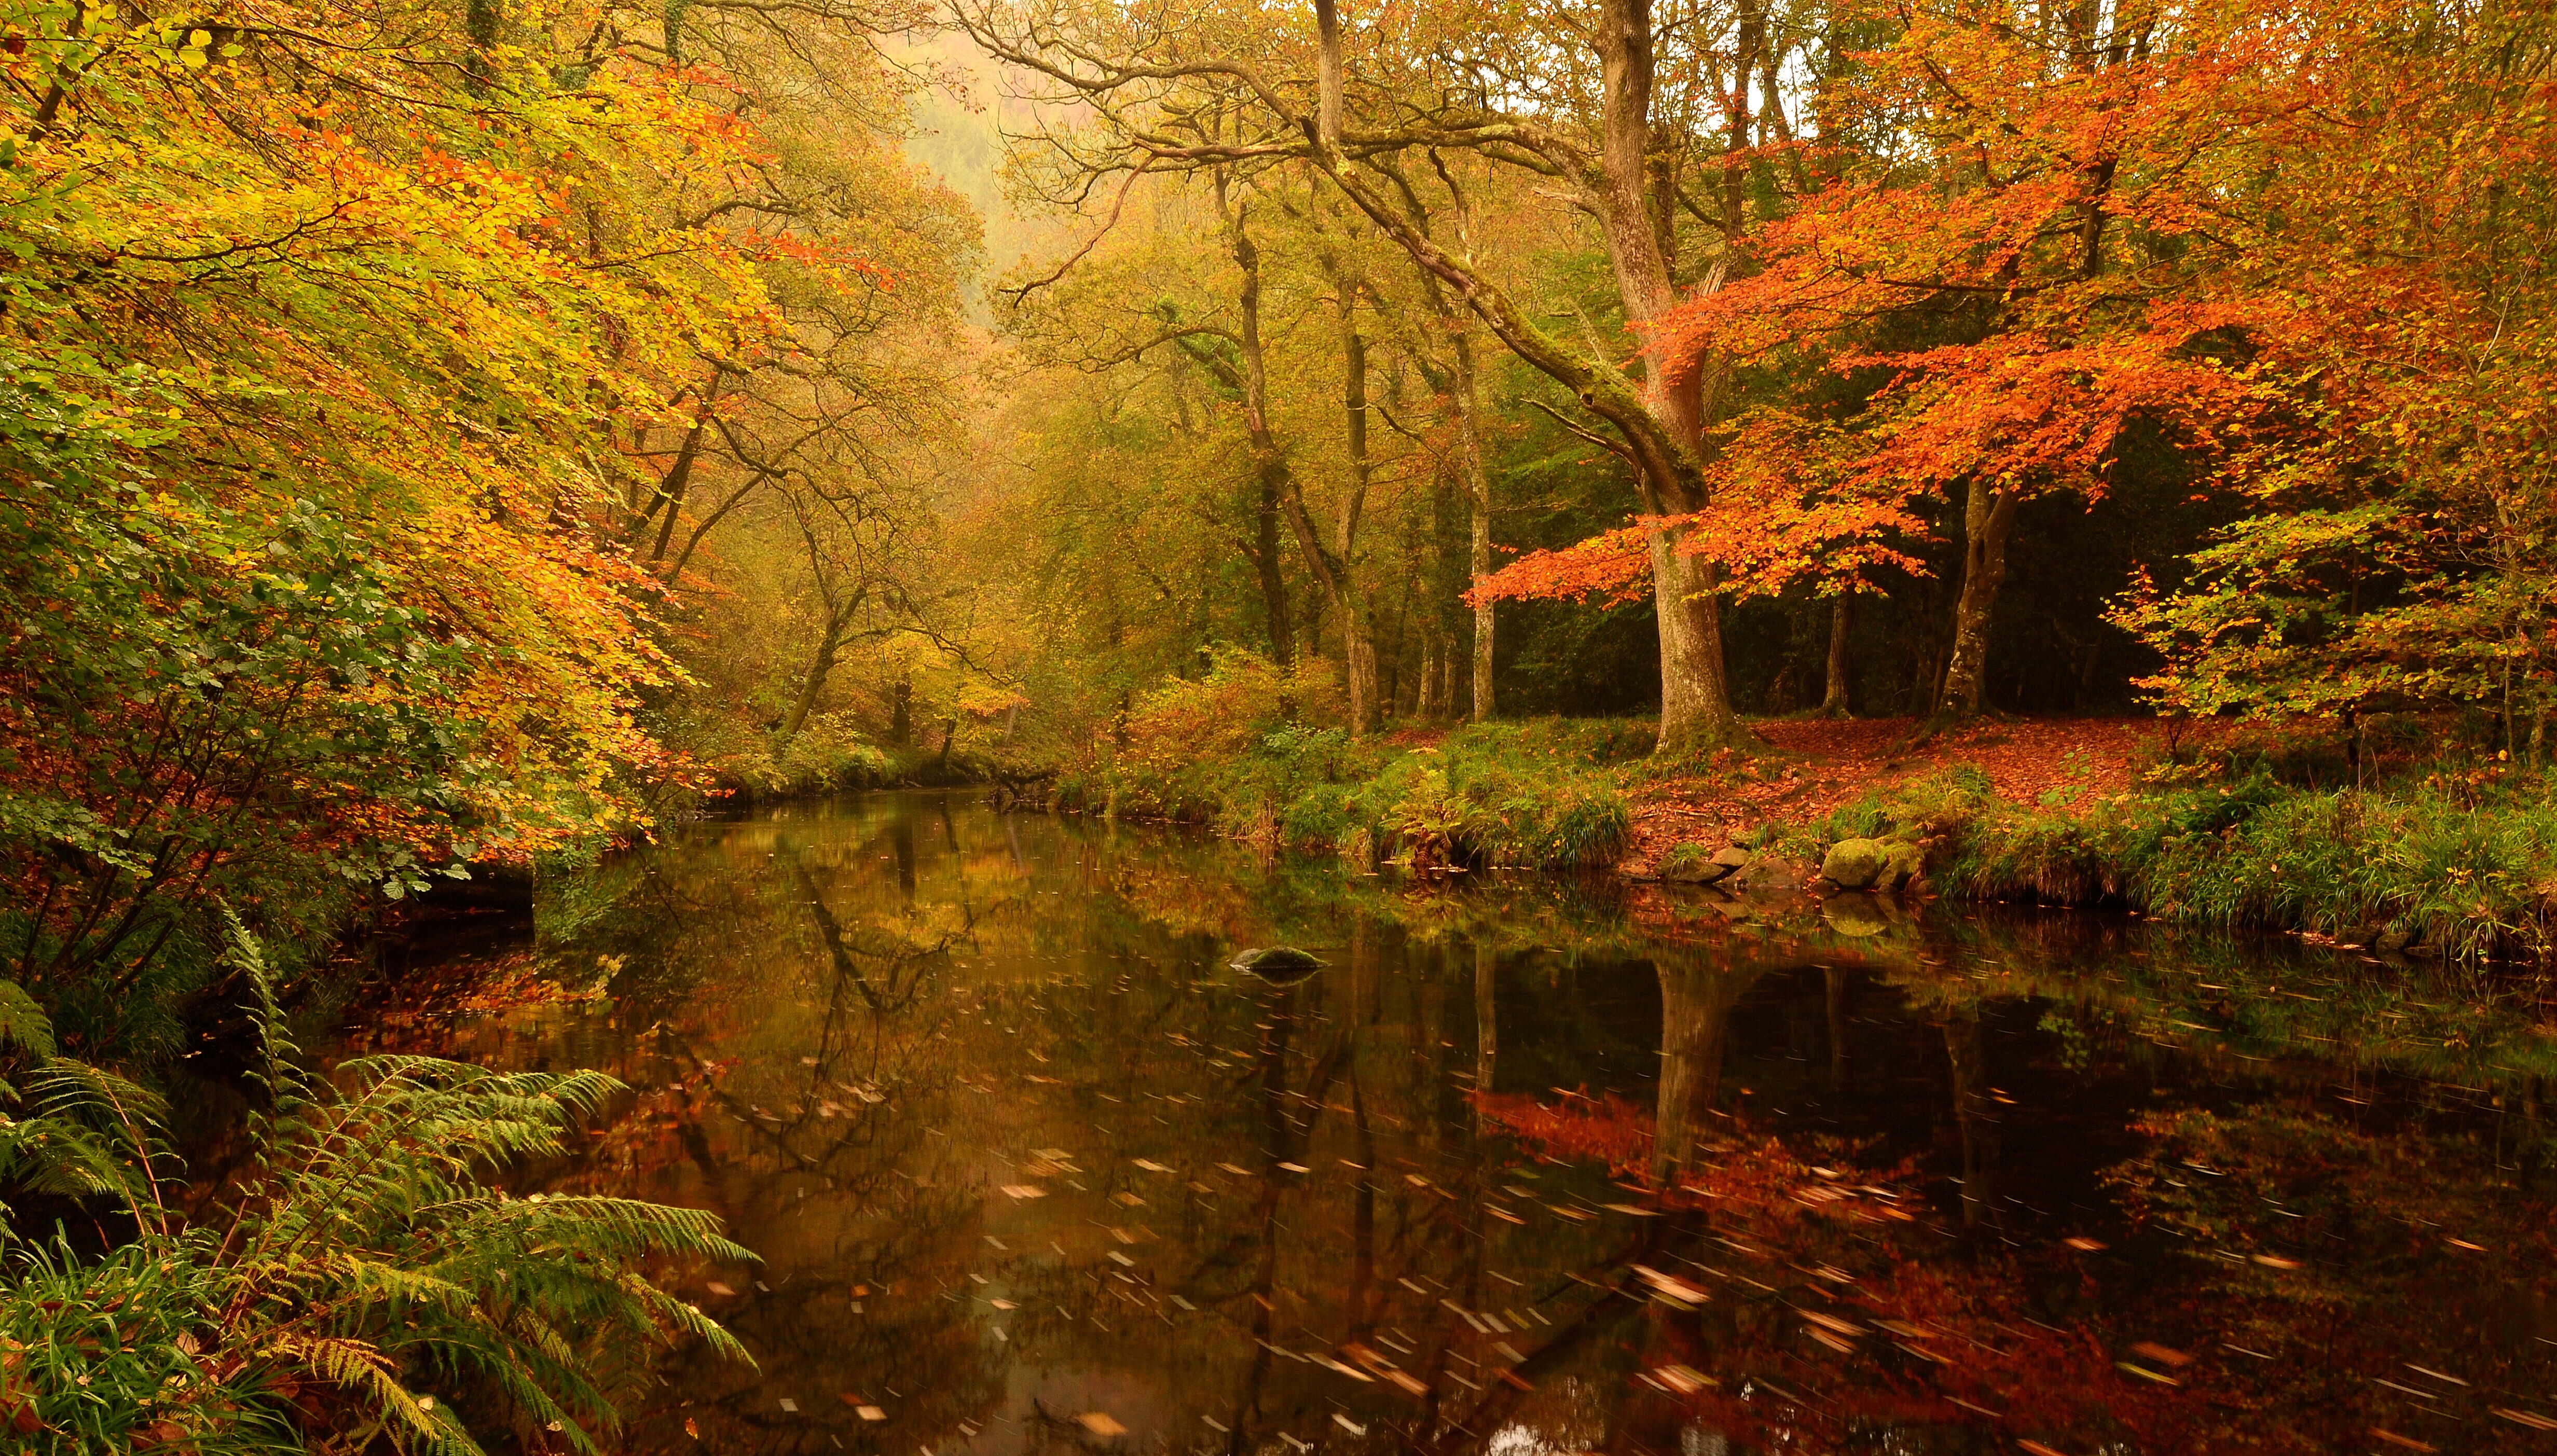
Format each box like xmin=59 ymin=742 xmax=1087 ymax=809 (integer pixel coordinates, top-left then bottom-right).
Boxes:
xmin=1231 ymin=947 xmax=1327 ymax=983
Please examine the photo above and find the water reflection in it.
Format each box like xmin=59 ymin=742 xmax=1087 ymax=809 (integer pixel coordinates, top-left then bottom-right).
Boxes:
xmin=350 ymin=793 xmax=2557 ymax=1454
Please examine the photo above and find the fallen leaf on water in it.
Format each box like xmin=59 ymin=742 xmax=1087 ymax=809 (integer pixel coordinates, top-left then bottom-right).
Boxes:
xmin=1278 ymin=1161 xmax=1311 ymax=1173
xmin=989 ymin=1299 xmax=1016 ymax=1310
xmin=1799 ymin=1310 xmax=1867 ymax=1338
xmin=777 ymin=1398 xmax=799 ymax=1413
xmin=1077 ymin=1413 xmax=1127 ymax=1437
xmin=2017 ymin=1443 xmax=2069 ymax=1456
xmin=1217 ymin=1162 xmax=1250 ymax=1176
xmin=1632 ymin=1265 xmax=1709 ymax=1305
xmin=2251 ymin=1254 xmax=2301 ymax=1269
xmin=2129 ymin=1342 xmax=2193 ymax=1367
xmin=999 ymin=1185 xmax=1047 ymax=1200
xmin=1805 ymin=1326 xmax=1857 ymax=1354
xmin=2372 ymin=1431 xmax=2435 ymax=1453
xmin=1033 ymin=1148 xmax=1072 ymax=1161
xmin=1133 ymin=1159 xmax=1171 ymax=1173
xmin=2494 ymin=1408 xmax=2557 ymax=1431
xmin=858 ymin=1406 xmax=886 ymax=1422
xmin=2063 ymin=1237 xmax=2107 ymax=1252
xmin=1385 ymin=1370 xmax=1427 ymax=1396
xmin=1546 ymin=1204 xmax=1594 ymax=1222
xmin=1602 ymin=1203 xmax=1660 ymax=1217
xmin=2445 ymin=1238 xmax=2485 ymax=1251
xmin=1653 ymin=1364 xmax=1713 ymax=1395
xmin=1487 ymin=1205 xmax=1526 ymax=1224
xmin=705 ymin=1282 xmax=736 ymax=1297
xmin=684 ymin=1418 xmax=699 ymax=1439
xmin=1333 ymin=1415 xmax=1367 ymax=1435
xmin=2116 ymin=1362 xmax=2180 ymax=1386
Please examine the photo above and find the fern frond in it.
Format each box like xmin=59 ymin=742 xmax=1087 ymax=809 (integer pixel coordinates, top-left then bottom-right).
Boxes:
xmin=0 ymin=979 xmax=56 ymax=1058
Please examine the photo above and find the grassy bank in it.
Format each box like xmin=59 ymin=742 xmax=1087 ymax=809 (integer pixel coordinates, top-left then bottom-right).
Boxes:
xmin=1037 ymin=660 xmax=2557 ymax=960
xmin=1044 ymin=657 xmax=1647 ymax=869
xmin=1796 ymin=763 xmax=2557 ymax=963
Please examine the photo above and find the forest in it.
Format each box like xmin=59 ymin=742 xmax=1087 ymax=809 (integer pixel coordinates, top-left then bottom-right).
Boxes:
xmin=0 ymin=0 xmax=2551 ymax=1443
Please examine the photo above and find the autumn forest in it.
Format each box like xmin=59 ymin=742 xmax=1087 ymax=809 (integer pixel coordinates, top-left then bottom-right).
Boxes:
xmin=0 ymin=0 xmax=2553 ymax=1444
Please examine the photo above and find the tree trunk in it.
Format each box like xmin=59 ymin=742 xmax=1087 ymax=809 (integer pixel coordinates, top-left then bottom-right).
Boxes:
xmin=777 ymin=605 xmax=852 ymax=745
xmin=1939 ymin=479 xmax=2022 ymax=717
xmin=644 ymin=414 xmax=708 ymax=560
xmin=890 ymin=676 xmax=913 ymax=748
xmin=1470 ymin=503 xmax=1495 ymax=722
xmin=1454 ymin=335 xmax=1496 ymax=723
xmin=1264 ymin=240 xmax=1380 ymax=736
xmin=1819 ymin=593 xmax=1857 ymax=717
xmin=1649 ymin=531 xmax=1742 ymax=753
xmin=1597 ymin=0 xmax=1748 ymax=752
xmin=1327 ymin=260 xmax=1380 ymax=736
xmin=1254 ymin=489 xmax=1294 ymax=667
xmin=1294 ymin=0 xmax=1747 ymax=751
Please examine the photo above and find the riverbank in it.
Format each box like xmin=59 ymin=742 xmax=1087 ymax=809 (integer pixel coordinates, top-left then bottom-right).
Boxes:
xmin=1038 ymin=702 xmax=2557 ymax=964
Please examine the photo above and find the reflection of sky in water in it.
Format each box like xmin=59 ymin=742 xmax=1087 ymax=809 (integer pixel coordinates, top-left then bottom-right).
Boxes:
xmin=349 ymin=793 xmax=2557 ymax=1455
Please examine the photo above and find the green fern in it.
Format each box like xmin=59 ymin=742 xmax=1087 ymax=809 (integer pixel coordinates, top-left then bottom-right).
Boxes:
xmin=0 ymin=911 xmax=758 ymax=1452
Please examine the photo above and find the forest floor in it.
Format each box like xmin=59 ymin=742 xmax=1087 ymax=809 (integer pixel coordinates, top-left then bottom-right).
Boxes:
xmin=1619 ymin=716 xmax=2164 ymax=872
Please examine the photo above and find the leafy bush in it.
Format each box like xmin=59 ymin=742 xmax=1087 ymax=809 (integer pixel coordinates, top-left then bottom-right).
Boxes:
xmin=0 ymin=919 xmax=751 ymax=1452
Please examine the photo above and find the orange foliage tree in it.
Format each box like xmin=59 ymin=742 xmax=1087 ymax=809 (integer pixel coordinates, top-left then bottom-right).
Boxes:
xmin=1488 ymin=0 xmax=2550 ymax=730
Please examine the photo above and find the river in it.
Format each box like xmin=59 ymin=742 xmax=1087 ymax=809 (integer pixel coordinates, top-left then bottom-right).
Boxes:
xmin=347 ymin=791 xmax=2557 ymax=1454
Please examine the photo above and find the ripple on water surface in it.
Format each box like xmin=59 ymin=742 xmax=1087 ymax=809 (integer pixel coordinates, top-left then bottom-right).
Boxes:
xmin=347 ymin=792 xmax=2557 ymax=1455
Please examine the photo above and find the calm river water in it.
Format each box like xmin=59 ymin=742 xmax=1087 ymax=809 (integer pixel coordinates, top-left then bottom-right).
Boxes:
xmin=355 ymin=792 xmax=2557 ymax=1455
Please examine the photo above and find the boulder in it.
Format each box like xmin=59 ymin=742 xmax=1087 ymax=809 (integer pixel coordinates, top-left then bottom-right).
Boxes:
xmin=1819 ymin=838 xmax=1892 ymax=891
xmin=1731 ymin=856 xmax=1807 ymax=894
xmin=1662 ymin=843 xmax=1752 ymax=884
xmin=1230 ymin=947 xmax=1326 ymax=984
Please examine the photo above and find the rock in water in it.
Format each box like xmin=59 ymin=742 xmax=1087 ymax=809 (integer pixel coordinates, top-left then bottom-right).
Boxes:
xmin=1231 ymin=947 xmax=1327 ymax=983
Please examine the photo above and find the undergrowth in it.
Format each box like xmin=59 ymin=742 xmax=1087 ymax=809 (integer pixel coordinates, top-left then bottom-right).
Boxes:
xmin=1806 ymin=765 xmax=2557 ymax=962
xmin=1048 ymin=655 xmax=1639 ymax=869
xmin=0 ymin=912 xmax=753 ymax=1452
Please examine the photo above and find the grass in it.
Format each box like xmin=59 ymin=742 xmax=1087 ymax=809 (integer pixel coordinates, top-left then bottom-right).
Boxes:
xmin=1801 ymin=764 xmax=2557 ymax=962
xmin=1045 ymin=659 xmax=1641 ymax=869
xmin=1040 ymin=657 xmax=2557 ymax=962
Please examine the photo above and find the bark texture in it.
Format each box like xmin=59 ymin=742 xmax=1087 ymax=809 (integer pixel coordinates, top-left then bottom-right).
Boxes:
xmin=1939 ymin=479 xmax=2021 ymax=716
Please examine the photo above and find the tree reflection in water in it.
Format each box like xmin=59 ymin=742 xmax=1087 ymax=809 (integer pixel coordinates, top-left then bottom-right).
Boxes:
xmin=345 ymin=793 xmax=2557 ymax=1455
